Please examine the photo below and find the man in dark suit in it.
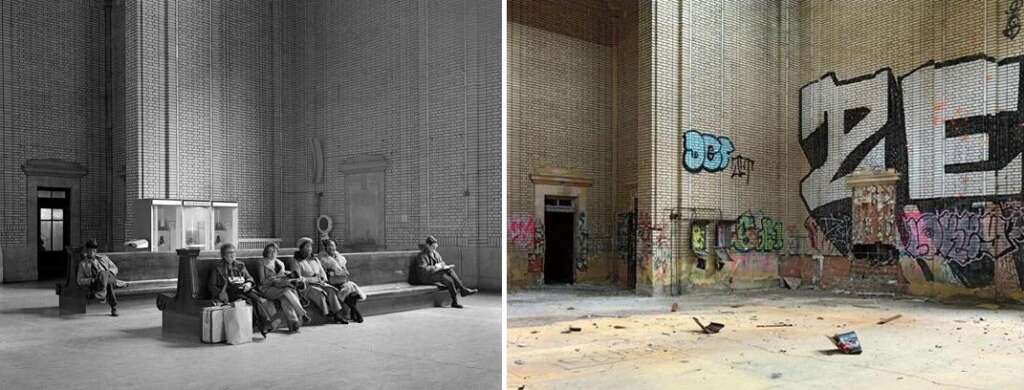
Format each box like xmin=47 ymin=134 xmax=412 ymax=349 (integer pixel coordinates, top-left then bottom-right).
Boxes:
xmin=411 ymin=236 xmax=477 ymax=308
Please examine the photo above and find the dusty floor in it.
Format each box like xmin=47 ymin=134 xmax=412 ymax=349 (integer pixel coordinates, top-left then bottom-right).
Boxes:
xmin=0 ymin=281 xmax=501 ymax=390
xmin=507 ymin=285 xmax=1024 ymax=390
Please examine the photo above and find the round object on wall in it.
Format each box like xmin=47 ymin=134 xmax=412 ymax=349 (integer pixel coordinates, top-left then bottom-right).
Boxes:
xmin=316 ymin=214 xmax=333 ymax=235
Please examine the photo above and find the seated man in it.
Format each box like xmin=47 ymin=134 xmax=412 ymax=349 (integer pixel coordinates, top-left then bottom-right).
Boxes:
xmin=411 ymin=236 xmax=477 ymax=308
xmin=76 ymin=240 xmax=123 ymax=316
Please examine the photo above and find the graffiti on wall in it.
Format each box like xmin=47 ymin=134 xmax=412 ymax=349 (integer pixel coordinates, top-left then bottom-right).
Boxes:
xmin=730 ymin=155 xmax=755 ymax=184
xmin=683 ymin=130 xmax=735 ymax=173
xmin=528 ymin=221 xmax=545 ymax=273
xmin=805 ymin=214 xmax=852 ymax=255
xmin=799 ymin=53 xmax=1024 ymax=288
xmin=728 ymin=212 xmax=785 ymax=253
xmin=615 ymin=212 xmax=636 ymax=260
xmin=691 ymin=222 xmax=708 ymax=255
xmin=575 ymin=212 xmax=590 ymax=271
xmin=508 ymin=215 xmax=536 ymax=250
xmin=1006 ymin=0 xmax=1022 ymax=40
xmin=636 ymin=212 xmax=671 ymax=286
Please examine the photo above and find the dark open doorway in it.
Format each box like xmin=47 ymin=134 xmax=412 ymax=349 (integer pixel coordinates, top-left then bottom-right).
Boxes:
xmin=37 ymin=188 xmax=70 ymax=280
xmin=544 ymin=197 xmax=575 ymax=284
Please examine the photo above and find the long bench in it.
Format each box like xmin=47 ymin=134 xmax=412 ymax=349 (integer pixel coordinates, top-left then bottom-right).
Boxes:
xmin=157 ymin=248 xmax=446 ymax=337
xmin=55 ymin=247 xmax=273 ymax=315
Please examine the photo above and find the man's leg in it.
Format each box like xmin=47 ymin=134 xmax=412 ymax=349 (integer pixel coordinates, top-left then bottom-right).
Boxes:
xmin=438 ymin=273 xmax=460 ymax=308
xmin=443 ymin=269 xmax=477 ymax=296
xmin=94 ymin=271 xmax=118 ymax=316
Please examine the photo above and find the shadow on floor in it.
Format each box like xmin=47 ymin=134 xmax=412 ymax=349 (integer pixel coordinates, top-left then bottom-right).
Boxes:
xmin=0 ymin=305 xmax=62 ymax=318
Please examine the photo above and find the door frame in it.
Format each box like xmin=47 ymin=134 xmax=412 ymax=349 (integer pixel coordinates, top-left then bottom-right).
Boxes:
xmin=543 ymin=197 xmax=577 ymax=284
xmin=529 ymin=167 xmax=592 ymax=285
xmin=22 ymin=159 xmax=86 ymax=281
xmin=37 ymin=188 xmax=71 ymax=279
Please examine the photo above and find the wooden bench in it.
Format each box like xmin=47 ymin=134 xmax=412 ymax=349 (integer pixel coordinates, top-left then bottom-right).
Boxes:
xmin=157 ymin=248 xmax=446 ymax=337
xmin=55 ymin=247 xmax=272 ymax=315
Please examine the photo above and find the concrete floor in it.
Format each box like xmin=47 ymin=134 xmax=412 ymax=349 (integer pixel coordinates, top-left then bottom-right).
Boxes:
xmin=0 ymin=281 xmax=501 ymax=390
xmin=508 ymin=285 xmax=1024 ymax=390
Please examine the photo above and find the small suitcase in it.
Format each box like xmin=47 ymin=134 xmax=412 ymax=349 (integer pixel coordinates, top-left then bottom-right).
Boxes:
xmin=201 ymin=305 xmax=228 ymax=343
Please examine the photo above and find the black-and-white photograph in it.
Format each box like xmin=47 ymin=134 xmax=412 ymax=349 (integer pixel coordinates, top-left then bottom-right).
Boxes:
xmin=0 ymin=0 xmax=502 ymax=389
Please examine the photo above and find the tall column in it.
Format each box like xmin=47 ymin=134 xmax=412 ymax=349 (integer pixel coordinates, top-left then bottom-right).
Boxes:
xmin=636 ymin=0 xmax=681 ymax=296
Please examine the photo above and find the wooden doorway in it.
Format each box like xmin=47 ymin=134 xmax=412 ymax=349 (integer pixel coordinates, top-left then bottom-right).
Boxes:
xmin=37 ymin=188 xmax=70 ymax=280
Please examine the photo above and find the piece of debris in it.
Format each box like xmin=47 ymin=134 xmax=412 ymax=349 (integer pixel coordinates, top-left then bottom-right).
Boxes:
xmin=566 ymin=306 xmax=575 ymax=311
xmin=514 ymin=360 xmax=526 ymax=365
xmin=782 ymin=277 xmax=802 ymax=289
xmin=569 ymin=326 xmax=581 ymax=332
xmin=693 ymin=317 xmax=725 ymax=334
xmin=877 ymin=314 xmax=902 ymax=325
xmin=976 ymin=303 xmax=1000 ymax=310
xmin=613 ymin=325 xmax=627 ymax=329
xmin=518 ymin=386 xmax=526 ymax=390
xmin=671 ymin=302 xmax=680 ymax=312
xmin=771 ymin=373 xmax=783 ymax=379
xmin=530 ymin=330 xmax=539 ymax=334
xmin=816 ymin=317 xmax=824 ymax=320
xmin=757 ymin=323 xmax=794 ymax=328
xmin=827 ymin=331 xmax=863 ymax=354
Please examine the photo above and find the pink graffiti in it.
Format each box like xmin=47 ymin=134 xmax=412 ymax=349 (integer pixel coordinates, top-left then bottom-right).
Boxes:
xmin=508 ymin=216 xmax=536 ymax=250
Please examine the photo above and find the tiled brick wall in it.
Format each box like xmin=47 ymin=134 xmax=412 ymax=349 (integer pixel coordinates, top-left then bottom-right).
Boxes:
xmin=123 ymin=0 xmax=276 ymax=241
xmin=0 ymin=0 xmax=109 ymax=280
xmin=281 ymin=0 xmax=501 ymax=290
xmin=795 ymin=1 xmax=1024 ymax=300
xmin=507 ymin=0 xmax=617 ymax=285
xmin=635 ymin=0 xmax=800 ymax=294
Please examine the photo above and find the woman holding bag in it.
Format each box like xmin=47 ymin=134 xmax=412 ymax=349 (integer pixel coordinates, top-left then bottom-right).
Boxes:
xmin=318 ymin=239 xmax=366 ymax=323
xmin=289 ymin=237 xmax=348 ymax=324
xmin=207 ymin=243 xmax=275 ymax=338
xmin=256 ymin=243 xmax=310 ymax=332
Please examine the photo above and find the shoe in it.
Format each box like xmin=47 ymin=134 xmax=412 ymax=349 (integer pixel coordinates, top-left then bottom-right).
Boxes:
xmin=451 ymin=303 xmax=464 ymax=309
xmin=461 ymin=288 xmax=478 ymax=297
xmin=301 ymin=314 xmax=312 ymax=324
xmin=351 ymin=309 xmax=363 ymax=323
xmin=334 ymin=313 xmax=349 ymax=324
xmin=110 ymin=308 xmax=118 ymax=317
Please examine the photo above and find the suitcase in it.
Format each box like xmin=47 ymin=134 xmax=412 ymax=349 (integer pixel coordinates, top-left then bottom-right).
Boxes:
xmin=201 ymin=305 xmax=228 ymax=343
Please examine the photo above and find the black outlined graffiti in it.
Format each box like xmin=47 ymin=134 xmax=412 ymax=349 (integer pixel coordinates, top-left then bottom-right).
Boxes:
xmin=575 ymin=212 xmax=590 ymax=272
xmin=1006 ymin=0 xmax=1022 ymax=40
xmin=728 ymin=212 xmax=785 ymax=253
xmin=683 ymin=130 xmax=735 ymax=173
xmin=799 ymin=54 xmax=1024 ymax=288
xmin=730 ymin=155 xmax=754 ymax=184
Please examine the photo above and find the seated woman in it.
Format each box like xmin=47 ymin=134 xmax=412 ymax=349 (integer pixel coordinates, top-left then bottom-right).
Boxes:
xmin=318 ymin=239 xmax=366 ymax=323
xmin=207 ymin=243 xmax=275 ymax=337
xmin=256 ymin=243 xmax=310 ymax=332
xmin=289 ymin=237 xmax=348 ymax=324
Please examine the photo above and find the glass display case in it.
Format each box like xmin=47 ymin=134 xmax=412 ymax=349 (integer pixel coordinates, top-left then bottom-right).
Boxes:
xmin=134 ymin=199 xmax=238 ymax=252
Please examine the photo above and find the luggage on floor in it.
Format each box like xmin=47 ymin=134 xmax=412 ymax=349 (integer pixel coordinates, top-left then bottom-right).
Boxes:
xmin=201 ymin=305 xmax=228 ymax=344
xmin=224 ymin=301 xmax=253 ymax=345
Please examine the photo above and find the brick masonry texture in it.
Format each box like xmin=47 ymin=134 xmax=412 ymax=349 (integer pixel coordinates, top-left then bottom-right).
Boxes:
xmin=508 ymin=0 xmax=799 ymax=295
xmin=510 ymin=0 xmax=1024 ymax=301
xmin=1 ymin=0 xmax=501 ymax=288
xmin=280 ymin=0 xmax=501 ymax=290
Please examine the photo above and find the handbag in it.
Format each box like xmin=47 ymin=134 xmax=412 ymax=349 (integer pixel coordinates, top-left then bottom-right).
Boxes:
xmin=223 ymin=301 xmax=253 ymax=345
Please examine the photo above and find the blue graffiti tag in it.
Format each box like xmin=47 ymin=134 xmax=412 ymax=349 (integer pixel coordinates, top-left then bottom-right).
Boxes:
xmin=683 ymin=130 xmax=735 ymax=173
